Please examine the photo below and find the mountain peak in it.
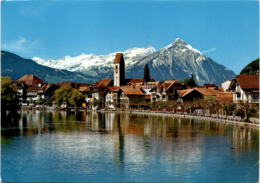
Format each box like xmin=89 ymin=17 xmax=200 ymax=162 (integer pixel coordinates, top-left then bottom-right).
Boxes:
xmin=173 ymin=38 xmax=187 ymax=45
xmin=163 ymin=38 xmax=202 ymax=55
xmin=162 ymin=38 xmax=188 ymax=50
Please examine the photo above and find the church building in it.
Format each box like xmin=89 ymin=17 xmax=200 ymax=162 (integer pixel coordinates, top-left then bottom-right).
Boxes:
xmin=114 ymin=53 xmax=125 ymax=86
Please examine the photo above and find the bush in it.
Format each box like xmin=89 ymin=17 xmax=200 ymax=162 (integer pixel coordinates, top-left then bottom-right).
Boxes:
xmin=236 ymin=108 xmax=245 ymax=119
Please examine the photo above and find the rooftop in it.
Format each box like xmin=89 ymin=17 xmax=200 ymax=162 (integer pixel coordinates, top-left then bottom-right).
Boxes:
xmin=17 ymin=74 xmax=45 ymax=86
xmin=114 ymin=53 xmax=124 ymax=64
xmin=120 ymin=86 xmax=144 ymax=95
xmin=235 ymin=74 xmax=259 ymax=90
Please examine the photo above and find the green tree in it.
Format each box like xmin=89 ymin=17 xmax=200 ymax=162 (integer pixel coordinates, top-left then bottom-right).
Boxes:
xmin=181 ymin=74 xmax=197 ymax=87
xmin=1 ymin=76 xmax=19 ymax=111
xmin=240 ymin=58 xmax=259 ymax=75
xmin=54 ymin=85 xmax=85 ymax=108
xmin=204 ymin=96 xmax=217 ymax=116
xmin=143 ymin=63 xmax=151 ymax=82
xmin=69 ymin=89 xmax=85 ymax=107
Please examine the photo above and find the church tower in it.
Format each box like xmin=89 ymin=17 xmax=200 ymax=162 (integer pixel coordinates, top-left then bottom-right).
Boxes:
xmin=114 ymin=53 xmax=125 ymax=86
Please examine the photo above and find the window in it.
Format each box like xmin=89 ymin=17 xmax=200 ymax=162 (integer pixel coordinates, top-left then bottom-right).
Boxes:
xmin=252 ymin=93 xmax=259 ymax=101
xmin=237 ymin=93 xmax=241 ymax=99
xmin=115 ymin=65 xmax=118 ymax=74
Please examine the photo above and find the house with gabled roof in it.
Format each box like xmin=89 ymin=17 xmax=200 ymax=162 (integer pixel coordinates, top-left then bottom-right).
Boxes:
xmin=15 ymin=74 xmax=46 ymax=105
xmin=149 ymin=80 xmax=186 ymax=102
xmin=17 ymin=74 xmax=46 ymax=87
xmin=177 ymin=87 xmax=232 ymax=103
xmin=119 ymin=85 xmax=147 ymax=109
xmin=228 ymin=74 xmax=259 ymax=103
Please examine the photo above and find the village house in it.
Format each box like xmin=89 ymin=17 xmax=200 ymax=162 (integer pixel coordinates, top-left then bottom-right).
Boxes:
xmin=105 ymin=86 xmax=121 ymax=109
xmin=228 ymin=74 xmax=259 ymax=103
xmin=177 ymin=87 xmax=232 ymax=103
xmin=15 ymin=74 xmax=51 ymax=105
xmin=89 ymin=78 xmax=113 ymax=109
xmin=120 ymin=85 xmax=146 ymax=109
xmin=15 ymin=75 xmax=60 ymax=106
xmin=148 ymin=80 xmax=186 ymax=102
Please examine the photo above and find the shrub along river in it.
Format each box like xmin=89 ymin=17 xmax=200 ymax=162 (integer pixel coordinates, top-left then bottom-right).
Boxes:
xmin=1 ymin=111 xmax=259 ymax=183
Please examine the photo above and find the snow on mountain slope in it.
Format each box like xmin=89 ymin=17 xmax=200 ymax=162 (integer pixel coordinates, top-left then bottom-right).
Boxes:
xmin=126 ymin=38 xmax=235 ymax=85
xmin=32 ymin=38 xmax=235 ymax=85
xmin=33 ymin=46 xmax=156 ymax=76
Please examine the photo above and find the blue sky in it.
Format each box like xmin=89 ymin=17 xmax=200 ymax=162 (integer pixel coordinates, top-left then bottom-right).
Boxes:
xmin=2 ymin=0 xmax=259 ymax=74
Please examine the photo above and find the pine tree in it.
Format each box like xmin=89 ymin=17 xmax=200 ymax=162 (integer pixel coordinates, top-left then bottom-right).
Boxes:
xmin=144 ymin=63 xmax=151 ymax=82
xmin=182 ymin=74 xmax=197 ymax=87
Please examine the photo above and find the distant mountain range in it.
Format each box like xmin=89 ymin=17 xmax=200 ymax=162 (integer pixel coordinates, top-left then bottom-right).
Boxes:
xmin=2 ymin=38 xmax=236 ymax=85
xmin=1 ymin=51 xmax=96 ymax=83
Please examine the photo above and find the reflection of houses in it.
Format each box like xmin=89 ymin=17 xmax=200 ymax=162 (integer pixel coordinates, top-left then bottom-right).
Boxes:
xmin=228 ymin=74 xmax=259 ymax=103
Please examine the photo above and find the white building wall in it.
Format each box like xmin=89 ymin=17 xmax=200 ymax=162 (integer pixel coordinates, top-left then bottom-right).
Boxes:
xmin=114 ymin=63 xmax=120 ymax=86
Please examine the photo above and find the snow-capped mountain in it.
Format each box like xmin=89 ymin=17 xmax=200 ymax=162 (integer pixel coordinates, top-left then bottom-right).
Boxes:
xmin=33 ymin=46 xmax=156 ymax=77
xmin=32 ymin=38 xmax=236 ymax=85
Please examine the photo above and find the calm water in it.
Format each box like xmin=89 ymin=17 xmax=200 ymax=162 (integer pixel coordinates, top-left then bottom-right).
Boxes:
xmin=1 ymin=111 xmax=259 ymax=183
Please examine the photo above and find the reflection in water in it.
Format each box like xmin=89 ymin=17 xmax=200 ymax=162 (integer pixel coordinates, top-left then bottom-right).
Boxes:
xmin=1 ymin=111 xmax=259 ymax=183
xmin=114 ymin=114 xmax=125 ymax=173
xmin=2 ymin=111 xmax=259 ymax=151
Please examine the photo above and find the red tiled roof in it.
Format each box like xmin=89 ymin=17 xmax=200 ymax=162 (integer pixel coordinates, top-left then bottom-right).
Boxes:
xmin=177 ymin=89 xmax=193 ymax=97
xmin=27 ymin=86 xmax=44 ymax=91
xmin=114 ymin=53 xmax=124 ymax=64
xmin=17 ymin=74 xmax=45 ymax=86
xmin=42 ymin=84 xmax=54 ymax=90
xmin=147 ymin=81 xmax=160 ymax=86
xmin=164 ymin=80 xmax=179 ymax=84
xmin=127 ymin=78 xmax=145 ymax=84
xmin=216 ymin=92 xmax=233 ymax=102
xmin=236 ymin=74 xmax=259 ymax=90
xmin=177 ymin=88 xmax=221 ymax=97
xmin=97 ymin=78 xmax=113 ymax=87
xmin=108 ymin=86 xmax=120 ymax=92
xmin=194 ymin=88 xmax=221 ymax=96
xmin=120 ymin=86 xmax=144 ymax=95
xmin=163 ymin=80 xmax=183 ymax=91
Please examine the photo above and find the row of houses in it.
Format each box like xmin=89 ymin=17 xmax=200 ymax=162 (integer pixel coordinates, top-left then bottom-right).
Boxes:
xmin=13 ymin=53 xmax=259 ymax=109
xmin=13 ymin=73 xmax=259 ymax=109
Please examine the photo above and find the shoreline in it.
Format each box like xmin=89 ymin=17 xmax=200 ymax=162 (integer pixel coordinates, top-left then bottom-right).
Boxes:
xmin=99 ymin=110 xmax=260 ymax=129
xmin=19 ymin=107 xmax=259 ymax=129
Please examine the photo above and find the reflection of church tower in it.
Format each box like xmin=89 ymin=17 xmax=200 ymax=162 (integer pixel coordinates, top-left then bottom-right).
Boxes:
xmin=114 ymin=53 xmax=125 ymax=86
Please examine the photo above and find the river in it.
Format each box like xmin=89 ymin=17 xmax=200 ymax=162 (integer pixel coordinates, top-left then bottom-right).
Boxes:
xmin=1 ymin=110 xmax=259 ymax=183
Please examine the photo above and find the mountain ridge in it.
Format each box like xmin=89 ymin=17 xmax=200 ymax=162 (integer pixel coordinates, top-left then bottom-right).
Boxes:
xmin=2 ymin=38 xmax=236 ymax=85
xmin=32 ymin=38 xmax=235 ymax=85
xmin=1 ymin=50 xmax=96 ymax=83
